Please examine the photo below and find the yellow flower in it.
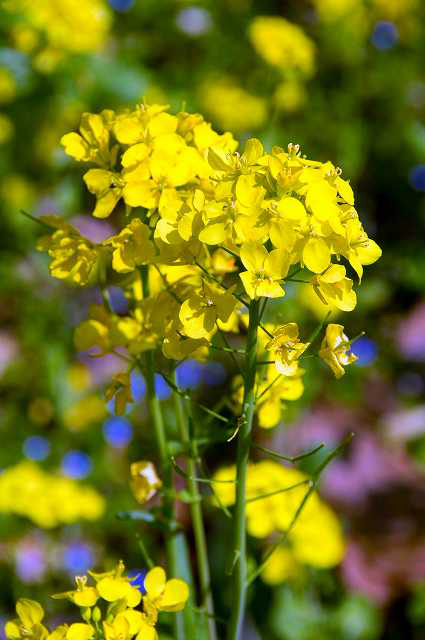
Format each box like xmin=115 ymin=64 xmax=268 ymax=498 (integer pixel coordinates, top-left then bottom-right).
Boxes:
xmin=319 ymin=323 xmax=358 ymax=378
xmin=83 ymin=169 xmax=122 ymax=219
xmin=312 ymin=263 xmax=357 ymax=311
xmin=341 ymin=218 xmax=382 ymax=281
xmin=89 ymin=561 xmax=142 ymax=607
xmin=256 ymin=366 xmax=305 ymax=428
xmin=36 ymin=216 xmax=102 ymax=286
xmin=63 ymin=395 xmax=106 ymax=432
xmin=143 ymin=567 xmax=189 ymax=614
xmin=5 ymin=599 xmax=48 ymax=640
xmin=61 ymin=111 xmax=114 ymax=165
xmin=266 ymin=324 xmax=309 ymax=375
xmin=105 ymin=219 xmax=155 ymax=273
xmin=0 ymin=462 xmax=105 ymax=528
xmin=105 ymin=372 xmax=134 ymax=416
xmin=199 ymin=78 xmax=267 ymax=132
xmin=248 ymin=16 xmax=315 ymax=76
xmin=179 ymin=284 xmax=237 ymax=339
xmin=239 ymin=243 xmax=290 ymax=299
xmin=212 ymin=462 xmax=345 ymax=573
xmin=52 ymin=576 xmax=98 ymax=608
xmin=130 ymin=461 xmax=162 ymax=504
xmin=261 ymin=547 xmax=300 ymax=585
xmin=6 ymin=0 xmax=111 ymax=55
xmin=274 ymin=80 xmax=306 ymax=113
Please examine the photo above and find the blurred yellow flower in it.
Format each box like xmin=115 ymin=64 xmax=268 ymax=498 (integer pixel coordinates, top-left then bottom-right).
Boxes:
xmin=0 ymin=462 xmax=105 ymax=527
xmin=213 ymin=461 xmax=345 ymax=578
xmin=248 ymin=16 xmax=315 ymax=76
xmin=63 ymin=395 xmax=107 ymax=432
xmin=5 ymin=0 xmax=112 ymax=56
xmin=199 ymin=79 xmax=267 ymax=132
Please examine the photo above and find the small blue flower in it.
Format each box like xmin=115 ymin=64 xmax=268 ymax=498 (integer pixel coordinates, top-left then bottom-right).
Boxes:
xmin=23 ymin=436 xmax=50 ymax=461
xmin=128 ymin=568 xmax=147 ymax=594
xmin=154 ymin=374 xmax=172 ymax=400
xmin=353 ymin=337 xmax=377 ymax=367
xmin=176 ymin=360 xmax=203 ymax=389
xmin=103 ymin=417 xmax=133 ymax=448
xmin=63 ymin=542 xmax=94 ymax=574
xmin=371 ymin=22 xmax=398 ymax=51
xmin=61 ymin=451 xmax=92 ymax=479
xmin=131 ymin=371 xmax=146 ymax=402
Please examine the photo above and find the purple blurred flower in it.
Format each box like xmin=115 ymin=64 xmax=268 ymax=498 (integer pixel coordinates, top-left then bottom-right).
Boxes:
xmin=71 ymin=216 xmax=115 ymax=244
xmin=176 ymin=7 xmax=212 ymax=36
xmin=15 ymin=537 xmax=47 ymax=583
xmin=396 ymin=302 xmax=425 ymax=361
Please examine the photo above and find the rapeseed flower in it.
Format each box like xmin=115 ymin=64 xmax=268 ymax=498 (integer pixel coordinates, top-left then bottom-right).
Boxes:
xmin=319 ymin=323 xmax=358 ymax=378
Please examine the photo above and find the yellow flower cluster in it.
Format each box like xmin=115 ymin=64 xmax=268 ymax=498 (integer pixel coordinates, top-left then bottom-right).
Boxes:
xmin=0 ymin=462 xmax=105 ymax=528
xmin=213 ymin=461 xmax=345 ymax=582
xmin=6 ymin=562 xmax=189 ymax=640
xmin=35 ymin=102 xmax=380 ymax=415
xmin=5 ymin=0 xmax=111 ymax=71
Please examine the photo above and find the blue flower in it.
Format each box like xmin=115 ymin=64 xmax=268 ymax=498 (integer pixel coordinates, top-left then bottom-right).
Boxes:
xmin=103 ymin=416 xmax=133 ymax=448
xmin=23 ymin=436 xmax=50 ymax=461
xmin=61 ymin=451 xmax=92 ymax=479
xmin=371 ymin=22 xmax=398 ymax=51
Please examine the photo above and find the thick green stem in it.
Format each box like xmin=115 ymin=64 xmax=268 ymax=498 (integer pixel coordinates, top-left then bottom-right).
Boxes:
xmin=227 ymin=299 xmax=260 ymax=640
xmin=173 ymin=375 xmax=217 ymax=640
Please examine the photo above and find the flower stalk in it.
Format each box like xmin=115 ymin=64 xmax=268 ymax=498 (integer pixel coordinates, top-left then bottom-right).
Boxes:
xmin=227 ymin=298 xmax=260 ymax=640
xmin=141 ymin=266 xmax=188 ymax=640
xmin=173 ymin=376 xmax=217 ymax=640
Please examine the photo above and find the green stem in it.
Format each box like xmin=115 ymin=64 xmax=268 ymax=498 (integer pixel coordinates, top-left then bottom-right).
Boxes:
xmin=140 ymin=266 xmax=186 ymax=640
xmin=173 ymin=375 xmax=217 ymax=640
xmin=227 ymin=298 xmax=260 ymax=640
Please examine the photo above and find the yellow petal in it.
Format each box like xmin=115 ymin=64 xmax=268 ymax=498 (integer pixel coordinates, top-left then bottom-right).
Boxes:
xmin=276 ymin=197 xmax=306 ymax=221
xmin=303 ymin=237 xmax=331 ymax=273
xmin=159 ymin=579 xmax=189 ymax=612
xmin=121 ymin=143 xmax=150 ymax=167
xmin=135 ymin=620 xmax=157 ymax=640
xmin=240 ymin=242 xmax=267 ymax=273
xmin=335 ymin=177 xmax=354 ymax=205
xmin=66 ymin=624 xmax=94 ymax=640
xmin=61 ymin=133 xmax=90 ymax=161
xmin=243 ymin=138 xmax=263 ymax=163
xmin=72 ymin=588 xmax=98 ymax=607
xmin=144 ymin=567 xmax=166 ymax=600
xmin=97 ymin=577 xmax=128 ymax=602
xmin=84 ymin=169 xmax=114 ymax=195
xmin=122 ymin=181 xmax=157 ymax=209
xmin=93 ymin=190 xmax=120 ymax=219
xmin=16 ymin=600 xmax=44 ymax=627
xmin=198 ymin=223 xmax=226 ymax=245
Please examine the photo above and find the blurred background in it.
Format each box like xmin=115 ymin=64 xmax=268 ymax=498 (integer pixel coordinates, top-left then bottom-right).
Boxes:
xmin=1 ymin=1 xmax=425 ymax=638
